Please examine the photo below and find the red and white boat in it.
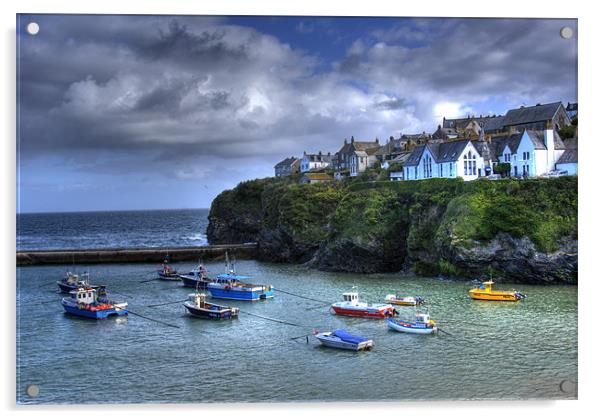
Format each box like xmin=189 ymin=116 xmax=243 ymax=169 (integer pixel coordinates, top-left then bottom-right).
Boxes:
xmin=331 ymin=291 xmax=396 ymax=318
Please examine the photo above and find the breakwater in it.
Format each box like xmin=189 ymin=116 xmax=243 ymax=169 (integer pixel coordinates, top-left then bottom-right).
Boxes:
xmin=16 ymin=243 xmax=257 ymax=266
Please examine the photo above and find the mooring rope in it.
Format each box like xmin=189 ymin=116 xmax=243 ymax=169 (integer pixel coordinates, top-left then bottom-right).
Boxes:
xmin=126 ymin=309 xmax=180 ymax=328
xmin=238 ymin=309 xmax=310 ymax=328
xmin=273 ymin=287 xmax=331 ymax=304
xmin=147 ymin=299 xmax=188 ymax=308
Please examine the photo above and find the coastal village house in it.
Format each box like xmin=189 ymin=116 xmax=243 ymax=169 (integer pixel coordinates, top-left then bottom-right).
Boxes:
xmin=273 ymin=101 xmax=577 ymax=184
xmin=300 ymin=151 xmax=332 ymax=172
xmin=274 ymin=157 xmax=300 ymax=177
xmin=403 ymin=140 xmax=485 ymax=181
xmin=333 ymin=136 xmax=380 ymax=176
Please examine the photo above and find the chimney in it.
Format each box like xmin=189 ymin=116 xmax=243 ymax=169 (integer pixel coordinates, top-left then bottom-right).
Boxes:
xmin=351 ymin=136 xmax=355 ymax=143
xmin=344 ymin=138 xmax=347 ymax=145
xmin=375 ymin=137 xmax=379 ymax=144
xmin=389 ymin=136 xmax=394 ymax=143
xmin=318 ymin=151 xmax=322 ymax=156
xmin=544 ymin=121 xmax=555 ymax=172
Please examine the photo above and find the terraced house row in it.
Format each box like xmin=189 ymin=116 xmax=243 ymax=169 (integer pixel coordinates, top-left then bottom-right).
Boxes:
xmin=274 ymin=101 xmax=578 ymax=182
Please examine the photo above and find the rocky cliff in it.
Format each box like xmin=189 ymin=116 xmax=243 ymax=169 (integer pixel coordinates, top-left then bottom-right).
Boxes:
xmin=207 ymin=175 xmax=577 ymax=284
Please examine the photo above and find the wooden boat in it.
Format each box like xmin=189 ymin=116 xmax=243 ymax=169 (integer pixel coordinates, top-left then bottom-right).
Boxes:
xmin=61 ymin=286 xmax=128 ymax=319
xmin=387 ymin=312 xmax=437 ymax=335
xmin=183 ymin=292 xmax=239 ymax=320
xmin=315 ymin=329 xmax=374 ymax=351
xmin=469 ymin=280 xmax=527 ymax=301
xmin=157 ymin=259 xmax=180 ymax=281
xmin=331 ymin=291 xmax=395 ymax=318
xmin=57 ymin=272 xmax=98 ymax=293
xmin=384 ymin=294 xmax=425 ymax=306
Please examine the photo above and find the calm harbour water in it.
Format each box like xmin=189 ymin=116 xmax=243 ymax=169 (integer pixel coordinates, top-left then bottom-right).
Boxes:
xmin=17 ymin=260 xmax=577 ymax=404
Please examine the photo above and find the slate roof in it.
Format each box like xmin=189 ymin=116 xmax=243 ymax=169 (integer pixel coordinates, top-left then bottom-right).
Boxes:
xmin=436 ymin=141 xmax=471 ymax=163
xmin=442 ymin=115 xmax=498 ymax=130
xmin=566 ymin=102 xmax=578 ymax=113
xmin=557 ymin=149 xmax=578 ymax=164
xmin=525 ymin=131 xmax=547 ymax=150
xmin=493 ymin=133 xmax=524 ymax=155
xmin=502 ymin=102 xmax=563 ymax=127
xmin=404 ymin=140 xmax=473 ymax=166
xmin=304 ymin=153 xmax=332 ymax=163
xmin=336 ymin=139 xmax=380 ymax=156
xmin=482 ymin=116 xmax=506 ymax=133
xmin=274 ymin=157 xmax=298 ymax=168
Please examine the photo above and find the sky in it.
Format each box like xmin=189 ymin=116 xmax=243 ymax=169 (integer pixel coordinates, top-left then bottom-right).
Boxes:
xmin=16 ymin=15 xmax=577 ymax=213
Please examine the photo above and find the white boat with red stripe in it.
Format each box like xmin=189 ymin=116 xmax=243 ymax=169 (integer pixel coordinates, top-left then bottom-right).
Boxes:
xmin=331 ymin=291 xmax=396 ymax=319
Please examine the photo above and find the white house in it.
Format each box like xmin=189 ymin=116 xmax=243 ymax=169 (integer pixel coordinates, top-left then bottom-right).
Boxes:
xmin=496 ymin=128 xmax=565 ymax=177
xmin=403 ymin=140 xmax=485 ymax=181
xmin=300 ymin=151 xmax=332 ymax=172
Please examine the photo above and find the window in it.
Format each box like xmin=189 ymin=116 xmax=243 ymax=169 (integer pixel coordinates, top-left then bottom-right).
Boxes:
xmin=423 ymin=155 xmax=433 ymax=178
xmin=526 ymin=152 xmax=530 ymax=160
xmin=414 ymin=166 xmax=417 ymax=178
xmin=464 ymin=150 xmax=477 ymax=176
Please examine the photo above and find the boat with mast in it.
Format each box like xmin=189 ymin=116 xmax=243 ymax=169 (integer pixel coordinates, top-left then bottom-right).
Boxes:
xmin=57 ymin=271 xmax=99 ymax=293
xmin=179 ymin=261 xmax=212 ymax=288
xmin=157 ymin=255 xmax=180 ymax=281
xmin=206 ymin=252 xmax=274 ymax=301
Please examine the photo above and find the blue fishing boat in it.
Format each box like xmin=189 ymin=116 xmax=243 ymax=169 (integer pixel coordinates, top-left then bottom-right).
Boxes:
xmin=57 ymin=272 xmax=98 ymax=293
xmin=206 ymin=252 xmax=274 ymax=301
xmin=61 ymin=286 xmax=128 ymax=319
xmin=179 ymin=263 xmax=212 ymax=288
xmin=387 ymin=311 xmax=437 ymax=335
xmin=183 ymin=292 xmax=239 ymax=320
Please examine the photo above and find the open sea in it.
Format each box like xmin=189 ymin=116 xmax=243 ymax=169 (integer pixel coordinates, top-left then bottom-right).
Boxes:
xmin=17 ymin=209 xmax=209 ymax=250
xmin=15 ymin=209 xmax=578 ymax=403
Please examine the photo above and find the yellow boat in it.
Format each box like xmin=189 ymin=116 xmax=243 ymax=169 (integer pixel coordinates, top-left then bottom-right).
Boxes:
xmin=468 ymin=281 xmax=526 ymax=301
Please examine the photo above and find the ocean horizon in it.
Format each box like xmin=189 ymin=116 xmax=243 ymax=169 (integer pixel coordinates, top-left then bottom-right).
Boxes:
xmin=16 ymin=208 xmax=210 ymax=251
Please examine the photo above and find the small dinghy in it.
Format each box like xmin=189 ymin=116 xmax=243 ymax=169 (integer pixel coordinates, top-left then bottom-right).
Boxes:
xmin=315 ymin=329 xmax=374 ymax=351
xmin=331 ymin=291 xmax=395 ymax=318
xmin=387 ymin=311 xmax=437 ymax=335
xmin=57 ymin=272 xmax=98 ymax=293
xmin=183 ymin=292 xmax=239 ymax=320
xmin=384 ymin=294 xmax=425 ymax=306
xmin=157 ymin=258 xmax=179 ymax=281
xmin=62 ymin=286 xmax=128 ymax=319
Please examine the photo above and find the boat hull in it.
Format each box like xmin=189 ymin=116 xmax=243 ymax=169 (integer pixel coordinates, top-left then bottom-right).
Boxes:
xmin=62 ymin=302 xmax=128 ymax=319
xmin=158 ymin=272 xmax=180 ymax=281
xmin=315 ymin=333 xmax=373 ymax=351
xmin=387 ymin=319 xmax=436 ymax=335
xmin=57 ymin=282 xmax=98 ymax=293
xmin=469 ymin=290 xmax=521 ymax=301
xmin=184 ymin=302 xmax=238 ymax=320
xmin=331 ymin=304 xmax=394 ymax=318
xmin=180 ymin=275 xmax=211 ymax=289
xmin=207 ymin=285 xmax=274 ymax=301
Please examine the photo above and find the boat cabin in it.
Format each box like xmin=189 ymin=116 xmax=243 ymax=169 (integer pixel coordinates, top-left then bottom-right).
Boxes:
xmin=70 ymin=287 xmax=97 ymax=304
xmin=480 ymin=280 xmax=495 ymax=291
xmin=189 ymin=293 xmax=207 ymax=307
xmin=65 ymin=272 xmax=79 ymax=284
xmin=342 ymin=292 xmax=359 ymax=304
xmin=415 ymin=312 xmax=431 ymax=324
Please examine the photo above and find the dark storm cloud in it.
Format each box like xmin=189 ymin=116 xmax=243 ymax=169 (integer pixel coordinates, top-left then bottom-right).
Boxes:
xmin=18 ymin=15 xmax=577 ymax=182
